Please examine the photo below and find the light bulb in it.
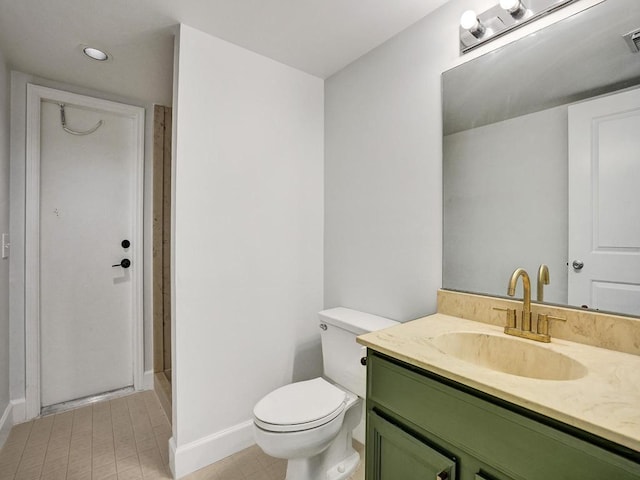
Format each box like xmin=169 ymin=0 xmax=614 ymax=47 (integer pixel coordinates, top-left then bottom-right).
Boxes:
xmin=500 ymin=0 xmax=518 ymax=9
xmin=460 ymin=10 xmax=480 ymax=31
xmin=500 ymin=0 xmax=524 ymax=14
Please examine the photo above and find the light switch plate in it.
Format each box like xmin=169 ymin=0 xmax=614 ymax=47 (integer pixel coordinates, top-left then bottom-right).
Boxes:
xmin=2 ymin=233 xmax=9 ymax=259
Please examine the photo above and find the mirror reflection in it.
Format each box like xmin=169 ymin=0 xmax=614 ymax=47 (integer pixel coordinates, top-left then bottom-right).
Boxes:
xmin=442 ymin=0 xmax=640 ymax=316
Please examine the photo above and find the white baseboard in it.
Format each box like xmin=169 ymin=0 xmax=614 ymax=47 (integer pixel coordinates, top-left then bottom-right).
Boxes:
xmin=171 ymin=420 xmax=255 ymax=479
xmin=169 ymin=437 xmax=177 ymax=478
xmin=143 ymin=370 xmax=154 ymax=390
xmin=0 ymin=401 xmax=13 ymax=448
xmin=11 ymin=398 xmax=25 ymax=425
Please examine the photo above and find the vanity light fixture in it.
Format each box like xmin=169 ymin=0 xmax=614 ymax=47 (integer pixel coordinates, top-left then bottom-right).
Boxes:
xmin=460 ymin=0 xmax=578 ymax=54
xmin=82 ymin=46 xmax=109 ymax=62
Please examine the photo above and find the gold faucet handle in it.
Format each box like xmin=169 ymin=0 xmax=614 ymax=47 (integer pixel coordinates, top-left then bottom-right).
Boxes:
xmin=493 ymin=307 xmax=516 ymax=329
xmin=537 ymin=313 xmax=566 ymax=336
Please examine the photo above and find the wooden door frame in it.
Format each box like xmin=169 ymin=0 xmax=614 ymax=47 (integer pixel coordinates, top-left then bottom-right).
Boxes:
xmin=152 ymin=105 xmax=172 ymax=378
xmin=24 ymin=84 xmax=145 ymax=420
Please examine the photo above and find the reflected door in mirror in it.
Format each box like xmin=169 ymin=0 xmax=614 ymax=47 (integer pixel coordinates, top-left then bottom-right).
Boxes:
xmin=568 ymin=87 xmax=640 ymax=316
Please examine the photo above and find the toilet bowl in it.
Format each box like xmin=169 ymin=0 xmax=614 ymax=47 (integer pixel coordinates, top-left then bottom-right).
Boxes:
xmin=253 ymin=308 xmax=398 ymax=480
xmin=254 ymin=378 xmax=361 ymax=480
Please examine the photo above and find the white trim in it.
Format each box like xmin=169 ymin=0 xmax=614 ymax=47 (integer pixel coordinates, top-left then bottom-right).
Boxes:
xmin=169 ymin=436 xmax=177 ymax=478
xmin=25 ymin=86 xmax=41 ymax=420
xmin=171 ymin=420 xmax=255 ymax=478
xmin=11 ymin=398 xmax=25 ymax=425
xmin=143 ymin=370 xmax=154 ymax=390
xmin=0 ymin=402 xmax=13 ymax=448
xmin=24 ymin=84 xmax=145 ymax=420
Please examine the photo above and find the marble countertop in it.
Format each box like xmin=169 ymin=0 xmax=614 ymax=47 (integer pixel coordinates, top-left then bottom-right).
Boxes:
xmin=357 ymin=313 xmax=640 ymax=452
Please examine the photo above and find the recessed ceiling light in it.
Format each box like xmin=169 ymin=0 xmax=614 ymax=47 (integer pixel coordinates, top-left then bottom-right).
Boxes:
xmin=83 ymin=46 xmax=109 ymax=61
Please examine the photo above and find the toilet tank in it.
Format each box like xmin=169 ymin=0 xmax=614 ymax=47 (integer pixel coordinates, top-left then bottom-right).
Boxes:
xmin=319 ymin=307 xmax=399 ymax=398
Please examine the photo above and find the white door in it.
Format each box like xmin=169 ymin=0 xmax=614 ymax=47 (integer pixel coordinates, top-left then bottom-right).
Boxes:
xmin=37 ymin=95 xmax=142 ymax=407
xmin=568 ymin=87 xmax=640 ymax=316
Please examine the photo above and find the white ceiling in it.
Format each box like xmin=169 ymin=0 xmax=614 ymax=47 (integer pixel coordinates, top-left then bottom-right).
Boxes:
xmin=0 ymin=0 xmax=450 ymax=105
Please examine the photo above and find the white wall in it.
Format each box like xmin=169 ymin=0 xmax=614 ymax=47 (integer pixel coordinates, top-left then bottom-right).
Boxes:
xmin=324 ymin=0 xmax=602 ymax=322
xmin=324 ymin=3 xmax=456 ymax=322
xmin=9 ymin=71 xmax=158 ymax=421
xmin=171 ymin=24 xmax=324 ymax=478
xmin=0 ymin=49 xmax=12 ymax=447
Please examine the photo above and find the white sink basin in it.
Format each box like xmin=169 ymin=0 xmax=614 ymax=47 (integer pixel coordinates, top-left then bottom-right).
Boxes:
xmin=431 ymin=331 xmax=588 ymax=381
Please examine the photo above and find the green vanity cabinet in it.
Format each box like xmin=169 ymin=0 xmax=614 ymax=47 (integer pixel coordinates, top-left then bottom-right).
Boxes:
xmin=365 ymin=351 xmax=640 ymax=480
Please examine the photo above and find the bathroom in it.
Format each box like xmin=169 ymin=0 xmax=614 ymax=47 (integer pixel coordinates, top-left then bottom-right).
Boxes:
xmin=0 ymin=0 xmax=638 ymax=479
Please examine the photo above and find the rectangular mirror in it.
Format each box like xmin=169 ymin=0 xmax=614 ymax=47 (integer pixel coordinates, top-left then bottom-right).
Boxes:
xmin=443 ymin=0 xmax=640 ymax=316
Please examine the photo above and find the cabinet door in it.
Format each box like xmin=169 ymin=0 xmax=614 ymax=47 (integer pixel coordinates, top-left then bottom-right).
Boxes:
xmin=367 ymin=411 xmax=456 ymax=480
xmin=475 ymin=473 xmax=513 ymax=480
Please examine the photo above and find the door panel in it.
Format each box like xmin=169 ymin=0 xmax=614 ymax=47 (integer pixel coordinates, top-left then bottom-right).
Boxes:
xmin=568 ymin=88 xmax=640 ymax=315
xmin=592 ymin=281 xmax=640 ymax=314
xmin=367 ymin=410 xmax=456 ymax=480
xmin=40 ymin=101 xmax=136 ymax=407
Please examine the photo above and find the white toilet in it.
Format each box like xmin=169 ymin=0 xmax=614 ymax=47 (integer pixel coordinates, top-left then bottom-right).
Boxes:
xmin=253 ymin=307 xmax=398 ymax=480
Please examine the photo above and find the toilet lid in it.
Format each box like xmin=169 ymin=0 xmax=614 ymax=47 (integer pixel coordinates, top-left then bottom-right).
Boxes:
xmin=253 ymin=378 xmax=347 ymax=432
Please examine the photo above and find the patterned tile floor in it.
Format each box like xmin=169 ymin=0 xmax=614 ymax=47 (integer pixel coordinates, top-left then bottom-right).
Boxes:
xmin=0 ymin=391 xmax=171 ymax=480
xmin=184 ymin=443 xmax=365 ymax=480
xmin=0 ymin=391 xmax=366 ymax=480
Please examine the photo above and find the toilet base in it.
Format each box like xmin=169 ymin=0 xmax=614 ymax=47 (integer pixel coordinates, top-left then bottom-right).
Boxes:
xmin=326 ymin=450 xmax=360 ymax=480
xmin=283 ymin=398 xmax=362 ymax=480
xmin=285 ymin=445 xmax=359 ymax=480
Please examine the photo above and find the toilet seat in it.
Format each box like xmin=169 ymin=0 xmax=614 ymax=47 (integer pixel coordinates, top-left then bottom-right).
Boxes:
xmin=254 ymin=378 xmax=347 ymax=433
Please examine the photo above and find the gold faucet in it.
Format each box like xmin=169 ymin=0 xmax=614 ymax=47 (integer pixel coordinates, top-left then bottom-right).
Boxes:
xmin=508 ymin=267 xmax=532 ymax=332
xmin=537 ymin=264 xmax=550 ymax=302
xmin=493 ymin=267 xmax=565 ymax=343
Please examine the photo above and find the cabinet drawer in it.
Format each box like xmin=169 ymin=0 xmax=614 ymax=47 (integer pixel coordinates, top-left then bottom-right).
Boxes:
xmin=367 ymin=352 xmax=640 ymax=479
